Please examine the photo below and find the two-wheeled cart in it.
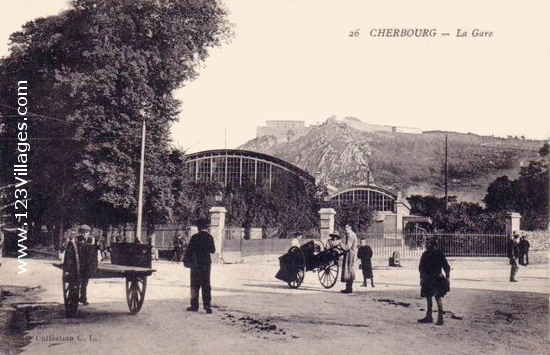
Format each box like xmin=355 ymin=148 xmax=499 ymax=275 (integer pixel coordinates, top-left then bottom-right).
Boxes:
xmin=275 ymin=239 xmax=343 ymax=289
xmin=53 ymin=240 xmax=155 ymax=317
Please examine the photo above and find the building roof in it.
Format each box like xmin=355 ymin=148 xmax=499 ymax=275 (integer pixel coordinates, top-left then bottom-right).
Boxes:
xmin=184 ymin=149 xmax=315 ymax=184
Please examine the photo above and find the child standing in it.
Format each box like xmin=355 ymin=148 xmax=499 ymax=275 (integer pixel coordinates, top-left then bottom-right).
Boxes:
xmin=357 ymin=238 xmax=375 ymax=287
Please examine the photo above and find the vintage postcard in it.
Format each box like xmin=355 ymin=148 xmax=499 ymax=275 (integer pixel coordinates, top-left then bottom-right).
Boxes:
xmin=1 ymin=1 xmax=549 ymax=354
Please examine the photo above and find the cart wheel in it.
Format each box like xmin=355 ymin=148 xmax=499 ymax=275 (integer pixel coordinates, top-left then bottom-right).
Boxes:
xmin=286 ymin=246 xmax=306 ymax=289
xmin=62 ymin=240 xmax=80 ymax=318
xmin=318 ymin=260 xmax=339 ymax=289
xmin=126 ymin=275 xmax=147 ymax=315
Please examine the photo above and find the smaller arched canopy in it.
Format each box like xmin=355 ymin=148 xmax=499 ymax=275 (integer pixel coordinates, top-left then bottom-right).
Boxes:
xmin=329 ymin=185 xmax=398 ymax=212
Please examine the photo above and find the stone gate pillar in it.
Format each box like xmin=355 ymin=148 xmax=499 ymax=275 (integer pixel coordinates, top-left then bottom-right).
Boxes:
xmin=187 ymin=226 xmax=198 ymax=239
xmin=209 ymin=206 xmax=227 ymax=264
xmin=395 ymin=191 xmax=411 ymax=232
xmin=505 ymin=212 xmax=522 ymax=236
xmin=319 ymin=208 xmax=336 ymax=244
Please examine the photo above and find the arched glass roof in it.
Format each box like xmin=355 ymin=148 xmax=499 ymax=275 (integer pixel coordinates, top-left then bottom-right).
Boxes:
xmin=330 ymin=185 xmax=397 ymax=212
xmin=184 ymin=149 xmax=315 ymax=187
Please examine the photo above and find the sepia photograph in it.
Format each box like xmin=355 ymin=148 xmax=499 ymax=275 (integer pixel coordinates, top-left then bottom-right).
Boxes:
xmin=1 ymin=1 xmax=549 ymax=354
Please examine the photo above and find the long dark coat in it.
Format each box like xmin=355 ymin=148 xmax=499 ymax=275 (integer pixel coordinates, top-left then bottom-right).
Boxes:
xmin=419 ymin=248 xmax=450 ymax=298
xmin=357 ymin=245 xmax=373 ymax=279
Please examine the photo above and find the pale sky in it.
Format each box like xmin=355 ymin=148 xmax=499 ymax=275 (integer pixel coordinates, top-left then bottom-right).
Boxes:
xmin=1 ymin=0 xmax=549 ymax=153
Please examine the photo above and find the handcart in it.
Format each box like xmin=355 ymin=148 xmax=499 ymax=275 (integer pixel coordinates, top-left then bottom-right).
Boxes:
xmin=53 ymin=240 xmax=156 ymax=317
xmin=275 ymin=239 xmax=343 ymax=289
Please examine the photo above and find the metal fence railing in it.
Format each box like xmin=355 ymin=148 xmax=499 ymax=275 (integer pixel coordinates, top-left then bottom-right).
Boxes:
xmin=221 ymin=231 xmax=509 ymax=259
xmin=356 ymin=231 xmax=508 ymax=258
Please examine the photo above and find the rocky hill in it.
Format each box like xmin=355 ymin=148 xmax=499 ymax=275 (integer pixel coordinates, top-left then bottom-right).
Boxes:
xmin=239 ymin=119 xmax=544 ymax=203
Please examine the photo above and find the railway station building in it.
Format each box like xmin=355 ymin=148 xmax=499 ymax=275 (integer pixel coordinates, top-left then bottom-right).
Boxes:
xmin=183 ymin=149 xmax=422 ymax=234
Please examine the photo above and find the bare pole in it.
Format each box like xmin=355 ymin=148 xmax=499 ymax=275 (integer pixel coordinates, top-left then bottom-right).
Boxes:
xmin=444 ymin=134 xmax=448 ymax=210
xmin=136 ymin=120 xmax=146 ymax=242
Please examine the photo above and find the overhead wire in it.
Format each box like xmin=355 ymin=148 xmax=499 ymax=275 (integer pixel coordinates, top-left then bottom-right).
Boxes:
xmin=0 ymin=102 xmax=143 ymax=140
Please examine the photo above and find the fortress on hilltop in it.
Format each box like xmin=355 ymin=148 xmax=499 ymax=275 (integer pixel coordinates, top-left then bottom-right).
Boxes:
xmin=256 ymin=117 xmax=422 ymax=142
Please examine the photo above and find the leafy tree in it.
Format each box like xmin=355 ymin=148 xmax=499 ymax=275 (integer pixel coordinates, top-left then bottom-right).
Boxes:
xmin=483 ymin=176 xmax=516 ymax=212
xmin=483 ymin=142 xmax=548 ymax=230
xmin=0 ymin=0 xmax=231 ymax=244
xmin=333 ymin=201 xmax=375 ymax=233
xmin=224 ymin=175 xmax=319 ymax=239
xmin=408 ymin=195 xmax=504 ymax=232
xmin=408 ymin=195 xmax=448 ymax=217
xmin=432 ymin=202 xmax=484 ymax=232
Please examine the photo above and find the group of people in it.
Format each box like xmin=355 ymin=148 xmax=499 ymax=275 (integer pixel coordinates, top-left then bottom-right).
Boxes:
xmin=330 ymin=223 xmax=450 ymax=326
xmin=59 ymin=223 xmax=209 ymax=310
xmin=329 ymin=224 xmax=375 ymax=294
xmin=55 ymin=220 xmax=531 ymax=325
xmin=172 ymin=231 xmax=187 ymax=262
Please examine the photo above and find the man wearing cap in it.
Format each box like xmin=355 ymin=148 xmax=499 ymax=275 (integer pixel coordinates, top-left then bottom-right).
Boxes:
xmin=75 ymin=224 xmax=97 ymax=305
xmin=507 ymin=232 xmax=520 ymax=282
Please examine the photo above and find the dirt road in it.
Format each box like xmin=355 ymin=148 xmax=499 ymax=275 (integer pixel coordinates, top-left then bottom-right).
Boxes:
xmin=1 ymin=255 xmax=548 ymax=355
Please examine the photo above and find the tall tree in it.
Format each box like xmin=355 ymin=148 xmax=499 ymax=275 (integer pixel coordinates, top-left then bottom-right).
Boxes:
xmin=0 ymin=0 xmax=231 ymax=243
xmin=483 ymin=142 xmax=549 ymax=230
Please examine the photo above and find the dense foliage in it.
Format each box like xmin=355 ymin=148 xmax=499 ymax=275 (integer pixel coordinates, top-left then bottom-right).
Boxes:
xmin=172 ymin=174 xmax=320 ymax=239
xmin=408 ymin=142 xmax=549 ymax=232
xmin=0 ymin=0 xmax=231 ymax=244
xmin=483 ymin=142 xmax=549 ymax=230
xmin=332 ymin=201 xmax=375 ymax=232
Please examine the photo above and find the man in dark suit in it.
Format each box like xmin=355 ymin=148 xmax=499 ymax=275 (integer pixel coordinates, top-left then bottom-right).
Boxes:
xmin=507 ymin=231 xmax=520 ymax=282
xmin=75 ymin=224 xmax=97 ymax=305
xmin=183 ymin=219 xmax=216 ymax=314
xmin=518 ymin=235 xmax=530 ymax=266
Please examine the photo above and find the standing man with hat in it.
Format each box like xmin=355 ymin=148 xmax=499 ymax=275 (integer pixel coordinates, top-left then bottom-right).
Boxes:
xmin=340 ymin=223 xmax=358 ymax=294
xmin=507 ymin=231 xmax=521 ymax=282
xmin=183 ymin=218 xmax=216 ymax=314
xmin=75 ymin=224 xmax=97 ymax=305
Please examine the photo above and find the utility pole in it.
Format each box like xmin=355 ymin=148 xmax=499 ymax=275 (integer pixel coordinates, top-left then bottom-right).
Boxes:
xmin=136 ymin=120 xmax=146 ymax=242
xmin=444 ymin=134 xmax=448 ymax=211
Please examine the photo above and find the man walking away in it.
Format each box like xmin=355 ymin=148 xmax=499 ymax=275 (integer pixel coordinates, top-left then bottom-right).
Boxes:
xmin=183 ymin=219 xmax=216 ymax=314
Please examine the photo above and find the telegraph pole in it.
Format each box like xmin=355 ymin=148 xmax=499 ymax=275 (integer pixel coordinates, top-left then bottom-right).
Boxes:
xmin=444 ymin=134 xmax=448 ymax=211
xmin=136 ymin=120 xmax=146 ymax=242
